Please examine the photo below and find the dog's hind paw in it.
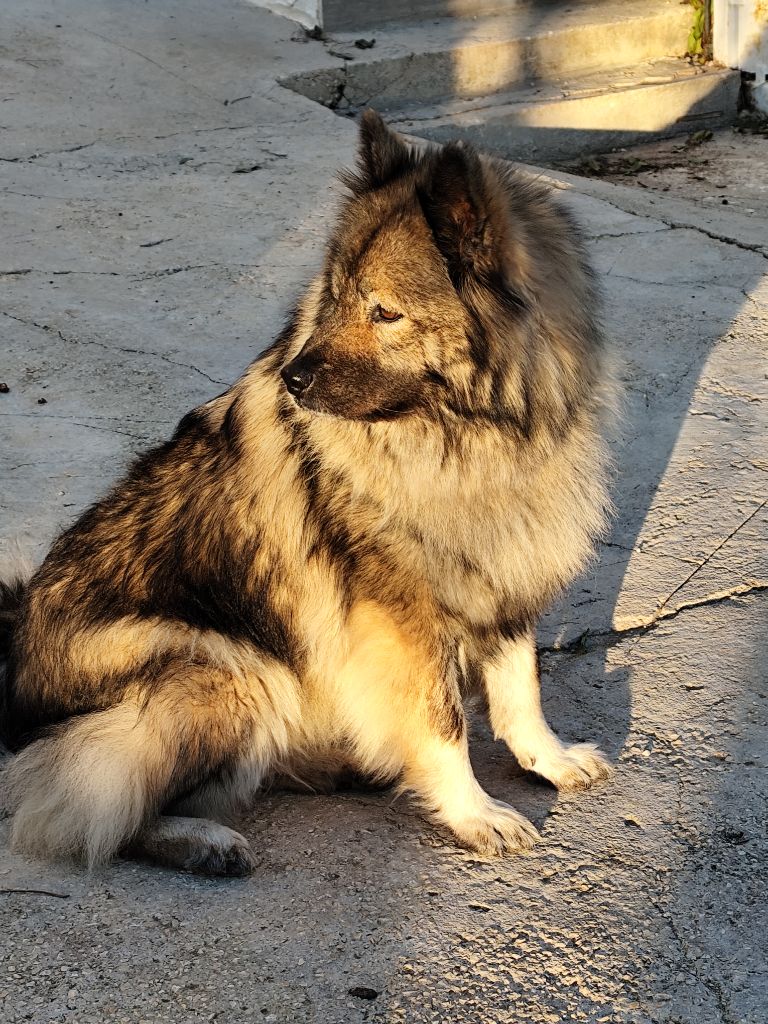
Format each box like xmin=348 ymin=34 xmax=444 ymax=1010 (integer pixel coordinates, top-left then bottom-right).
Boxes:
xmin=128 ymin=816 xmax=260 ymax=877
xmin=190 ymin=829 xmax=260 ymax=878
xmin=445 ymin=797 xmax=540 ymax=857
xmin=529 ymin=742 xmax=612 ymax=792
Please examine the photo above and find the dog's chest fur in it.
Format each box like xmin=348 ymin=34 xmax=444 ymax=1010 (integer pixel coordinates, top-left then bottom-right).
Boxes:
xmin=307 ymin=410 xmax=607 ymax=638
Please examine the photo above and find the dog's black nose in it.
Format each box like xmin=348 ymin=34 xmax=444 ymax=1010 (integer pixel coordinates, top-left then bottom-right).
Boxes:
xmin=281 ymin=363 xmax=314 ymax=398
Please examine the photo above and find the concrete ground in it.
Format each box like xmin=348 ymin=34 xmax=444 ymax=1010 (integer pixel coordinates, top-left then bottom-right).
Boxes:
xmin=1 ymin=2 xmax=766 ymax=1022
xmin=557 ymin=125 xmax=768 ymax=219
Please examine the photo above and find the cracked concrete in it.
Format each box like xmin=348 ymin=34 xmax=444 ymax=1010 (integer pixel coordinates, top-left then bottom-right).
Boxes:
xmin=532 ymin=167 xmax=768 ymax=260
xmin=0 ymin=2 xmax=767 ymax=1023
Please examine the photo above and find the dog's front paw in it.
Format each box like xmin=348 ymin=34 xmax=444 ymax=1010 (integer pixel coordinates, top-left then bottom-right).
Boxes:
xmin=528 ymin=741 xmax=612 ymax=792
xmin=444 ymin=796 xmax=540 ymax=856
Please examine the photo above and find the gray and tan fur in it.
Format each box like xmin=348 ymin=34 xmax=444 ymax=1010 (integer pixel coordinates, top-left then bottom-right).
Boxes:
xmin=0 ymin=112 xmax=615 ymax=875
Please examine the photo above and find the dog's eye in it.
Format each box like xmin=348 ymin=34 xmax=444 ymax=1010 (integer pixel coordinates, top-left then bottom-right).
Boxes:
xmin=375 ymin=305 xmax=403 ymax=323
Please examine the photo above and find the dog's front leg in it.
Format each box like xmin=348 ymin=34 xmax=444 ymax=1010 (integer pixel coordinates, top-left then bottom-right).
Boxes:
xmin=483 ymin=628 xmax=611 ymax=790
xmin=402 ymin=666 xmax=539 ymax=856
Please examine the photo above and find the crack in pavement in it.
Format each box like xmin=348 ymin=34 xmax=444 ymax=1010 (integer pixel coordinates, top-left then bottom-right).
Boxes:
xmin=740 ymin=286 xmax=762 ymax=308
xmin=602 ymin=271 xmax=749 ymax=289
xmin=0 ymin=124 xmax=256 ymax=163
xmin=586 ymin=227 xmax=671 ymax=242
xmin=0 ymin=141 xmax=99 ymax=164
xmin=134 ymin=263 xmax=225 ymax=279
xmin=2 ymin=263 xmax=267 ymax=281
xmin=650 ymin=895 xmax=738 ymax=1024
xmin=541 ymin=176 xmax=768 ymax=260
xmin=0 ymin=412 xmax=147 ymax=441
xmin=542 ymin=580 xmax=768 ymax=655
xmin=0 ymin=269 xmax=122 ymax=278
xmin=618 ymin=580 xmax=768 ymax=632
xmin=0 ymin=189 xmax=96 ymax=202
xmin=78 ymin=27 xmax=226 ymax=109
xmin=151 ymin=123 xmax=254 ymax=141
xmin=665 ymin=221 xmax=768 ymax=261
xmin=0 ymin=310 xmax=231 ymax=388
xmin=655 ymin=499 xmax=767 ymax=616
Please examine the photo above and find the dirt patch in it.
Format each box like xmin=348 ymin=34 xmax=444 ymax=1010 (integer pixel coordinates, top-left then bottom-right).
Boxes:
xmin=556 ymin=114 xmax=768 ymax=219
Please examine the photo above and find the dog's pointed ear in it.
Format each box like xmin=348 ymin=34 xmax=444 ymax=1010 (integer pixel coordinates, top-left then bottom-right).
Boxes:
xmin=341 ymin=109 xmax=412 ymax=194
xmin=419 ymin=142 xmax=493 ymax=285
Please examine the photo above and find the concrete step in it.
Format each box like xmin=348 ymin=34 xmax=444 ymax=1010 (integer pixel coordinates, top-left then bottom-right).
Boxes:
xmin=280 ymin=1 xmax=737 ymax=164
xmin=283 ymin=1 xmax=693 ymax=109
xmin=323 ymin=0 xmax=678 ymax=33
xmin=324 ymin=0 xmax=530 ymax=33
xmin=390 ymin=62 xmax=740 ymax=163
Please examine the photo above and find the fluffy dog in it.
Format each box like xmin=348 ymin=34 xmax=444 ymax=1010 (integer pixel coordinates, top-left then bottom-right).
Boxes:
xmin=0 ymin=111 xmax=615 ymax=874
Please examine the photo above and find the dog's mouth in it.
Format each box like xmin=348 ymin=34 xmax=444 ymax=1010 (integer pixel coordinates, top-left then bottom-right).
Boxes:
xmin=284 ymin=382 xmax=415 ymax=423
xmin=286 ymin=390 xmax=339 ymax=419
xmin=281 ymin=377 xmax=355 ymax=420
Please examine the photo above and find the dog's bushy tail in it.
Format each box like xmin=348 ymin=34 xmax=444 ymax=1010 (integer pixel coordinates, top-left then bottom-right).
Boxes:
xmin=8 ymin=700 xmax=159 ymax=866
xmin=0 ymin=577 xmax=26 ymax=663
xmin=0 ymin=575 xmax=154 ymax=864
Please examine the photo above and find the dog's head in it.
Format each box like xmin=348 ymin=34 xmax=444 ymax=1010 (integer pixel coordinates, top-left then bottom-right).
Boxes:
xmin=281 ymin=111 xmax=529 ymax=422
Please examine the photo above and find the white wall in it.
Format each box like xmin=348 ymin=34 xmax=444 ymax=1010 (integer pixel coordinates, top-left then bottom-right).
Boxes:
xmin=713 ymin=0 xmax=768 ymax=77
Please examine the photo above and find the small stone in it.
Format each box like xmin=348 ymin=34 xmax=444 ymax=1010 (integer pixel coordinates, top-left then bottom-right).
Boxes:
xmin=0 ymin=383 xmax=9 ymax=393
xmin=720 ymin=827 xmax=748 ymax=845
xmin=348 ymin=986 xmax=379 ymax=1000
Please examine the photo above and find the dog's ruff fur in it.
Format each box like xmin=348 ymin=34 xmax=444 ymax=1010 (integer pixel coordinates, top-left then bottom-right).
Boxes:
xmin=0 ymin=112 xmax=615 ymax=874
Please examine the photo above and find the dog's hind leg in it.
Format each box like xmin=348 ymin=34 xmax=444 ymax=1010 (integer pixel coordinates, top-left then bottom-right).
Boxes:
xmin=7 ymin=661 xmax=296 ymax=871
xmin=483 ymin=629 xmax=611 ymax=790
xmin=136 ymin=755 xmax=270 ymax=875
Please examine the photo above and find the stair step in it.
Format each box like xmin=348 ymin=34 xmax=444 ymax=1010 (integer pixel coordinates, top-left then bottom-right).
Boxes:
xmin=280 ymin=2 xmax=738 ymax=164
xmin=283 ymin=1 xmax=692 ymax=109
xmin=322 ymin=0 xmax=686 ymax=34
xmin=324 ymin=0 xmax=531 ymax=33
xmin=389 ymin=63 xmax=740 ymax=163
